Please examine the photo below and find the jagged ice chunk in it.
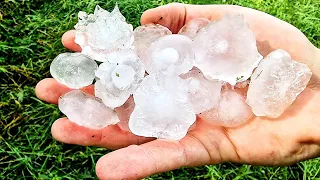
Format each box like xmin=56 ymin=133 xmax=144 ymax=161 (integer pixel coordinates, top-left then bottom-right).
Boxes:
xmin=129 ymin=74 xmax=196 ymax=140
xmin=143 ymin=34 xmax=194 ymax=75
xmin=50 ymin=53 xmax=98 ymax=89
xmin=74 ymin=5 xmax=134 ymax=62
xmin=178 ymin=18 xmax=211 ymax=40
xmin=95 ymin=50 xmax=145 ymax=108
xmin=181 ymin=69 xmax=222 ymax=114
xmin=246 ymin=49 xmax=312 ymax=118
xmin=133 ymin=24 xmax=172 ymax=59
xmin=193 ymin=15 xmax=262 ymax=85
xmin=199 ymin=89 xmax=253 ymax=127
xmin=58 ymin=90 xmax=119 ymax=129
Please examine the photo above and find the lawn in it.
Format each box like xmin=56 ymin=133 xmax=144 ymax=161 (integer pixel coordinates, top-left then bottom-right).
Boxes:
xmin=0 ymin=0 xmax=320 ymax=179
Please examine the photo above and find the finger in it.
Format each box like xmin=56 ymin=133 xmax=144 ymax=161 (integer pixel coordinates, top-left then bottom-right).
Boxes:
xmin=51 ymin=118 xmax=153 ymax=149
xmin=140 ymin=3 xmax=217 ymax=34
xmin=61 ymin=30 xmax=82 ymax=52
xmin=140 ymin=3 xmax=187 ymax=33
xmin=35 ymin=78 xmax=94 ymax=104
xmin=95 ymin=135 xmax=214 ymax=180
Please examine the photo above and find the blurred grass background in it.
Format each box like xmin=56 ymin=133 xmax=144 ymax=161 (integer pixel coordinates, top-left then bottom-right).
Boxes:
xmin=0 ymin=0 xmax=319 ymax=179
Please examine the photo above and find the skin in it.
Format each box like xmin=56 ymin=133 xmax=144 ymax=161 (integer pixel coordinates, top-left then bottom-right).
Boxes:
xmin=35 ymin=3 xmax=320 ymax=180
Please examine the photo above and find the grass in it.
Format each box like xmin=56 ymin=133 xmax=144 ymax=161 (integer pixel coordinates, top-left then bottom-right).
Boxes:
xmin=0 ymin=0 xmax=320 ymax=179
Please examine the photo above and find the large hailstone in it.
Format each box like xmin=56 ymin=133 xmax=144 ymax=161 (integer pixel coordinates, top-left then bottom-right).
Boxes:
xmin=129 ymin=73 xmax=196 ymax=140
xmin=180 ymin=68 xmax=222 ymax=114
xmin=193 ymin=14 xmax=263 ymax=85
xmin=50 ymin=53 xmax=98 ymax=89
xmin=59 ymin=90 xmax=119 ymax=129
xmin=246 ymin=49 xmax=312 ymax=118
xmin=74 ymin=4 xmax=134 ymax=62
xmin=143 ymin=34 xmax=194 ymax=75
xmin=178 ymin=18 xmax=211 ymax=40
xmin=199 ymin=89 xmax=253 ymax=127
xmin=95 ymin=50 xmax=145 ymax=108
xmin=133 ymin=24 xmax=172 ymax=59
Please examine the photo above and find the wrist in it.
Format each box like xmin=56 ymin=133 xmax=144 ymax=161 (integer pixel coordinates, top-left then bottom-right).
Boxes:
xmin=313 ymin=48 xmax=320 ymax=79
xmin=307 ymin=47 xmax=320 ymax=89
xmin=317 ymin=48 xmax=320 ymax=62
xmin=314 ymin=48 xmax=320 ymax=72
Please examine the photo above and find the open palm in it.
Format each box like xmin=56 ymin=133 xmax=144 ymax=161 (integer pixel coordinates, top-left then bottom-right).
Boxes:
xmin=36 ymin=3 xmax=320 ymax=179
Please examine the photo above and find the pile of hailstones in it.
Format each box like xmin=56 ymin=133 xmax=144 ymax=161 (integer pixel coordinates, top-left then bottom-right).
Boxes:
xmin=50 ymin=5 xmax=312 ymax=140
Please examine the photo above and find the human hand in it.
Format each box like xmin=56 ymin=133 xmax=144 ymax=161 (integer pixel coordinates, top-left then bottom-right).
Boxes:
xmin=35 ymin=3 xmax=320 ymax=179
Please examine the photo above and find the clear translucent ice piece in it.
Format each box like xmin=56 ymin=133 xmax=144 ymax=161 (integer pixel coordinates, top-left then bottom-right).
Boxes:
xmin=133 ymin=24 xmax=172 ymax=58
xmin=116 ymin=97 xmax=135 ymax=132
xmin=144 ymin=34 xmax=194 ymax=75
xmin=50 ymin=53 xmax=98 ymax=89
xmin=193 ymin=15 xmax=263 ymax=85
xmin=74 ymin=5 xmax=110 ymax=31
xmin=246 ymin=49 xmax=312 ymax=118
xmin=234 ymin=80 xmax=250 ymax=89
xmin=58 ymin=90 xmax=119 ymax=129
xmin=95 ymin=50 xmax=145 ymax=108
xmin=129 ymin=74 xmax=196 ymax=140
xmin=181 ymin=69 xmax=222 ymax=114
xmin=199 ymin=89 xmax=253 ymax=127
xmin=74 ymin=4 xmax=134 ymax=62
xmin=178 ymin=18 xmax=211 ymax=40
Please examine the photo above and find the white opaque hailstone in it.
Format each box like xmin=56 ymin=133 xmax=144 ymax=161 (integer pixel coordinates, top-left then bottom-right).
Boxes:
xmin=50 ymin=53 xmax=98 ymax=89
xmin=95 ymin=80 xmax=132 ymax=109
xmin=193 ymin=15 xmax=263 ymax=85
xmin=199 ymin=89 xmax=253 ymax=127
xmin=144 ymin=34 xmax=194 ymax=75
xmin=111 ymin=64 xmax=136 ymax=90
xmin=58 ymin=90 xmax=119 ymax=129
xmin=129 ymin=73 xmax=196 ymax=140
xmin=156 ymin=48 xmax=180 ymax=64
xmin=180 ymin=69 xmax=222 ymax=114
xmin=74 ymin=4 xmax=134 ymax=62
xmin=178 ymin=18 xmax=211 ymax=40
xmin=95 ymin=50 xmax=145 ymax=108
xmin=246 ymin=49 xmax=312 ymax=118
xmin=133 ymin=24 xmax=172 ymax=58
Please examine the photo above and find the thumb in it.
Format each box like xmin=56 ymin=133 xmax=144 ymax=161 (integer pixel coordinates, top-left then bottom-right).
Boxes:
xmin=95 ymin=136 xmax=214 ymax=179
